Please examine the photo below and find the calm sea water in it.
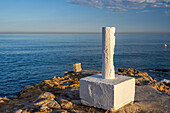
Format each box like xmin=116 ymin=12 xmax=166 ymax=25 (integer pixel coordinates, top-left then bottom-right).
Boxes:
xmin=0 ymin=33 xmax=170 ymax=97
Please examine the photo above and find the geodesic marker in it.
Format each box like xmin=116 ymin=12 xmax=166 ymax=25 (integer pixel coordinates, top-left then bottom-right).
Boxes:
xmin=79 ymin=27 xmax=135 ymax=111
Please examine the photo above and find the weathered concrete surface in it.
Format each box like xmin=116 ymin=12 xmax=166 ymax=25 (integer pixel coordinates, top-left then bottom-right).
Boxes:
xmin=102 ymin=27 xmax=115 ymax=79
xmin=0 ymin=69 xmax=169 ymax=113
xmin=80 ymin=74 xmax=135 ymax=111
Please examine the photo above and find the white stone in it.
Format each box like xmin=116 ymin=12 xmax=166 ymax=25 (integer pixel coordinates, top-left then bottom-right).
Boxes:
xmin=80 ymin=74 xmax=135 ymax=111
xmin=102 ymin=27 xmax=115 ymax=79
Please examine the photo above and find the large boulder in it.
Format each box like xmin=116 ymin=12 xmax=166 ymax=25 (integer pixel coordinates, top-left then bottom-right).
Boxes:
xmin=17 ymin=85 xmax=42 ymax=98
xmin=59 ymin=99 xmax=73 ymax=110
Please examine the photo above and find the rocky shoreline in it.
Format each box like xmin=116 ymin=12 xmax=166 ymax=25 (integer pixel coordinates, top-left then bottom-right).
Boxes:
xmin=0 ymin=68 xmax=169 ymax=113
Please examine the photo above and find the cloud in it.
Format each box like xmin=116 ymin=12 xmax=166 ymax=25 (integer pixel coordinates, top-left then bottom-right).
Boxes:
xmin=136 ymin=10 xmax=153 ymax=13
xmin=67 ymin=0 xmax=170 ymax=12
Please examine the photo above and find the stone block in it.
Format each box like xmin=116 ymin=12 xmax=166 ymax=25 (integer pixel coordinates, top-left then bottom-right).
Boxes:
xmin=73 ymin=63 xmax=82 ymax=72
xmin=79 ymin=74 xmax=135 ymax=111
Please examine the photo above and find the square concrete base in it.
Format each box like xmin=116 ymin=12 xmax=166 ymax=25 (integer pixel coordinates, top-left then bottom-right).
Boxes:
xmin=79 ymin=74 xmax=135 ymax=111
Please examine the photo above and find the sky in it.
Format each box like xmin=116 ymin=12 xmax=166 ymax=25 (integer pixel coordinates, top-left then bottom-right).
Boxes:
xmin=0 ymin=0 xmax=170 ymax=33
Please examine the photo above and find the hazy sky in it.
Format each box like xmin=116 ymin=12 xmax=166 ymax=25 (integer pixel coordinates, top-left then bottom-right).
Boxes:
xmin=0 ymin=0 xmax=170 ymax=33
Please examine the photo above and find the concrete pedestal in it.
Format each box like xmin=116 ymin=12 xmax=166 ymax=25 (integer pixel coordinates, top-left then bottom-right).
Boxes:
xmin=79 ymin=74 xmax=135 ymax=111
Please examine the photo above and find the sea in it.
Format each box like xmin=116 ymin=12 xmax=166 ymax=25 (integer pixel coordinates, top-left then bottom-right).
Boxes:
xmin=0 ymin=33 xmax=170 ymax=98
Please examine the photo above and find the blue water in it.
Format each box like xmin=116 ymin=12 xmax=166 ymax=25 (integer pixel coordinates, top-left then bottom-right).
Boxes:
xmin=0 ymin=34 xmax=170 ymax=98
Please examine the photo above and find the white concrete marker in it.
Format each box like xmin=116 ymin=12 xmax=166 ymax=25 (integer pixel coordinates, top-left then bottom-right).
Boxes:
xmin=80 ymin=27 xmax=135 ymax=111
xmin=80 ymin=74 xmax=135 ymax=111
xmin=102 ymin=27 xmax=115 ymax=79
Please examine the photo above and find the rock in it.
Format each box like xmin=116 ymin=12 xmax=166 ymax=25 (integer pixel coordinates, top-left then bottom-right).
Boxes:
xmin=51 ymin=109 xmax=68 ymax=113
xmin=60 ymin=99 xmax=73 ymax=109
xmin=63 ymin=88 xmax=80 ymax=100
xmin=41 ymin=85 xmax=49 ymax=91
xmin=151 ymin=82 xmax=170 ymax=93
xmin=39 ymin=107 xmax=52 ymax=113
xmin=17 ymin=85 xmax=42 ymax=98
xmin=118 ymin=68 xmax=141 ymax=73
xmin=52 ymin=76 xmax=57 ymax=80
xmin=128 ymin=73 xmax=134 ymax=76
xmin=43 ymin=80 xmax=54 ymax=87
xmin=47 ymin=100 xmax=61 ymax=109
xmin=71 ymin=100 xmax=81 ymax=105
xmin=34 ymin=92 xmax=61 ymax=109
xmin=18 ymin=92 xmax=61 ymax=112
xmin=61 ymin=102 xmax=73 ymax=109
xmin=65 ymin=72 xmax=68 ymax=74
xmin=117 ymin=68 xmax=170 ymax=94
xmin=15 ymin=109 xmax=22 ymax=113
xmin=40 ymin=105 xmax=49 ymax=111
xmin=163 ymin=82 xmax=170 ymax=87
xmin=0 ymin=100 xmax=4 ymax=103
xmin=118 ymin=68 xmax=126 ymax=73
xmin=38 ymin=92 xmax=55 ymax=100
xmin=155 ymin=69 xmax=168 ymax=72
xmin=0 ymin=96 xmax=10 ymax=101
xmin=79 ymin=70 xmax=101 ymax=77
xmin=116 ymin=72 xmax=124 ymax=75
xmin=122 ymin=72 xmax=127 ymax=75
xmin=33 ymin=83 xmax=40 ymax=88
xmin=136 ymin=80 xmax=150 ymax=86
xmin=11 ymin=96 xmax=18 ymax=99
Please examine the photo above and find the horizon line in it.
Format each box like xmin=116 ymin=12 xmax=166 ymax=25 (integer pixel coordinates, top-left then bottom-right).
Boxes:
xmin=0 ymin=32 xmax=170 ymax=34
